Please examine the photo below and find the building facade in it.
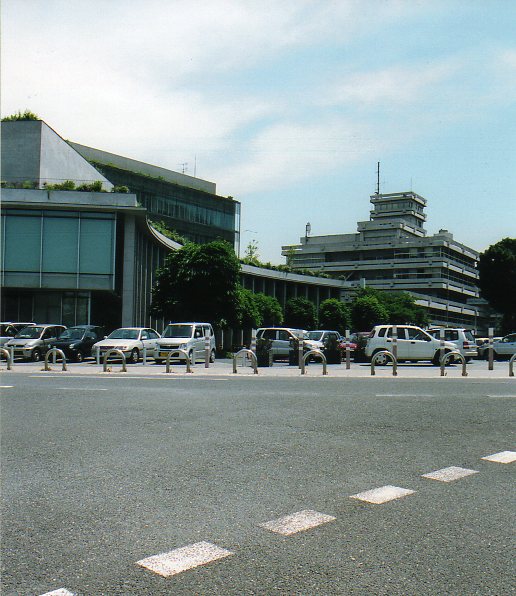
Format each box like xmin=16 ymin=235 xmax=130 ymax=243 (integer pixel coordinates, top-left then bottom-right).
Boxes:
xmin=282 ymin=191 xmax=484 ymax=330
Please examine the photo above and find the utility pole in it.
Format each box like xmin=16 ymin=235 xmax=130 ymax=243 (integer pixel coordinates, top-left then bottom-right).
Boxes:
xmin=376 ymin=161 xmax=380 ymax=195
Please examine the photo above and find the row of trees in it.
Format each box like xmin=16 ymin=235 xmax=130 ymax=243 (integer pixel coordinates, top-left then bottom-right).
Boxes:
xmin=150 ymin=240 xmax=428 ymax=331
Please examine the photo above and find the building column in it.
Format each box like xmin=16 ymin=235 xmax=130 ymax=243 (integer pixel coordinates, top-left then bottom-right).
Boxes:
xmin=121 ymin=214 xmax=136 ymax=326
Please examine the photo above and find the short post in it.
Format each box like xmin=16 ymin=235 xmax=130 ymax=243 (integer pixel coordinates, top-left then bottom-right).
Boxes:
xmin=345 ymin=328 xmax=351 ymax=370
xmin=95 ymin=346 xmax=100 ymax=365
xmin=391 ymin=325 xmax=398 ymax=361
xmin=204 ymin=334 xmax=210 ymax=368
xmin=298 ymin=339 xmax=304 ymax=369
xmin=103 ymin=349 xmax=127 ymax=373
xmin=250 ymin=329 xmax=257 ymax=354
xmin=488 ymin=327 xmax=494 ymax=371
xmin=509 ymin=354 xmax=515 ymax=377
xmin=44 ymin=348 xmax=67 ymax=372
xmin=0 ymin=348 xmax=12 ymax=370
xmin=440 ymin=328 xmax=445 ymax=365
xmin=142 ymin=346 xmax=147 ymax=366
xmin=165 ymin=349 xmax=192 ymax=374
xmin=370 ymin=350 xmax=397 ymax=376
xmin=9 ymin=345 xmax=14 ymax=363
xmin=301 ymin=350 xmax=327 ymax=376
xmin=232 ymin=349 xmax=258 ymax=374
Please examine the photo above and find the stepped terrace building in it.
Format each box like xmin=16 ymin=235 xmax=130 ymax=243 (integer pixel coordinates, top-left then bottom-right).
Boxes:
xmin=282 ymin=191 xmax=483 ymax=330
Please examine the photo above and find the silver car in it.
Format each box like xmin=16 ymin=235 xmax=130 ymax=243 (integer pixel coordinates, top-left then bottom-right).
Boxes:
xmin=5 ymin=324 xmax=67 ymax=361
xmin=92 ymin=327 xmax=161 ymax=364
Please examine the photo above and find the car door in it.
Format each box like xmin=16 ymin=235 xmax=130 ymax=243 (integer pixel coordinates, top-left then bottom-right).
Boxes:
xmin=262 ymin=329 xmax=279 ymax=355
xmin=405 ymin=327 xmax=433 ymax=359
xmin=498 ymin=334 xmax=516 ymax=357
xmin=277 ymin=330 xmax=292 ymax=356
xmin=386 ymin=326 xmax=410 ymax=359
xmin=41 ymin=327 xmax=58 ymax=353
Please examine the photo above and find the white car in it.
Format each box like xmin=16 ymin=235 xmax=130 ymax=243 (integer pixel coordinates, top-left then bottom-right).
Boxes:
xmin=365 ymin=325 xmax=457 ymax=365
xmin=427 ymin=328 xmax=477 ymax=361
xmin=92 ymin=327 xmax=160 ymax=363
xmin=256 ymin=327 xmax=320 ymax=359
xmin=489 ymin=333 xmax=516 ymax=360
xmin=154 ymin=322 xmax=215 ymax=364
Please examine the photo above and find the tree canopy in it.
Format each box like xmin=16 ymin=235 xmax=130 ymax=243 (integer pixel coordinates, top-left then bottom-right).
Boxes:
xmin=478 ymin=237 xmax=516 ymax=332
xmin=150 ymin=240 xmax=241 ymax=327
xmin=318 ymin=298 xmax=350 ymax=334
xmin=284 ymin=296 xmax=317 ymax=329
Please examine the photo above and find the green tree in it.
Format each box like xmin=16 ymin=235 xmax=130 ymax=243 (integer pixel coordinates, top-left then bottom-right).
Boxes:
xmin=238 ymin=287 xmax=262 ymax=328
xmin=381 ymin=291 xmax=428 ymax=326
xmin=318 ymin=298 xmax=350 ymax=334
xmin=351 ymin=294 xmax=389 ymax=330
xmin=284 ymin=296 xmax=317 ymax=329
xmin=150 ymin=240 xmax=241 ymax=327
xmin=253 ymin=293 xmax=284 ymax=326
xmin=242 ymin=240 xmax=260 ymax=266
xmin=478 ymin=237 xmax=516 ymax=332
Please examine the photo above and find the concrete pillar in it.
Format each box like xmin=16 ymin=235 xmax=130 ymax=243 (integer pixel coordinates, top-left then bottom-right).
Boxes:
xmin=121 ymin=214 xmax=136 ymax=326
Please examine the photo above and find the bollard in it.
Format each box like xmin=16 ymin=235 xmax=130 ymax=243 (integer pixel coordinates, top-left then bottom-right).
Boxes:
xmin=391 ymin=325 xmax=398 ymax=362
xmin=440 ymin=328 xmax=445 ymax=366
xmin=204 ymin=334 xmax=210 ymax=368
xmin=488 ymin=327 xmax=494 ymax=371
xmin=142 ymin=346 xmax=147 ymax=366
xmin=0 ymin=348 xmax=13 ymax=371
xmin=370 ymin=350 xmax=397 ymax=376
xmin=345 ymin=328 xmax=351 ymax=370
xmin=298 ymin=339 xmax=304 ymax=369
xmin=103 ymin=349 xmax=127 ymax=373
xmin=165 ymin=349 xmax=192 ymax=374
xmin=44 ymin=348 xmax=67 ymax=372
xmin=440 ymin=350 xmax=467 ymax=377
xmin=509 ymin=354 xmax=516 ymax=377
xmin=250 ymin=329 xmax=257 ymax=354
xmin=95 ymin=345 xmax=101 ymax=365
xmin=232 ymin=349 xmax=258 ymax=374
xmin=301 ymin=349 xmax=327 ymax=376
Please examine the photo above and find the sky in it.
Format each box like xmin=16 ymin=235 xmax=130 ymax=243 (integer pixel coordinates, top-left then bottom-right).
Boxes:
xmin=2 ymin=0 xmax=515 ymax=263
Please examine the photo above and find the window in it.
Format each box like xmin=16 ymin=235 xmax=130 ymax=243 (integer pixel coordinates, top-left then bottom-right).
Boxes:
xmin=278 ymin=330 xmax=290 ymax=341
xmin=262 ymin=329 xmax=277 ymax=340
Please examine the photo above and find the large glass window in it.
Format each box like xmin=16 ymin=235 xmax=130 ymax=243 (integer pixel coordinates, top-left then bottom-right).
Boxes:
xmin=4 ymin=215 xmax=41 ymax=271
xmin=79 ymin=218 xmax=114 ymax=274
xmin=42 ymin=217 xmax=78 ymax=272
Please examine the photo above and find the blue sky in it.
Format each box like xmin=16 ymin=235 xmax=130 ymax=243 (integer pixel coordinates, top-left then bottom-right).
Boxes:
xmin=2 ymin=0 xmax=515 ymax=262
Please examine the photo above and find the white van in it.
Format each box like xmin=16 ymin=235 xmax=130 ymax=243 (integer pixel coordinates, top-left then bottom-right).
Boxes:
xmin=154 ymin=322 xmax=215 ymax=364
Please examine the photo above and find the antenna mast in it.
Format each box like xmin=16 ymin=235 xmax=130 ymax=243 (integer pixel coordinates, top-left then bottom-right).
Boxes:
xmin=376 ymin=161 xmax=380 ymax=195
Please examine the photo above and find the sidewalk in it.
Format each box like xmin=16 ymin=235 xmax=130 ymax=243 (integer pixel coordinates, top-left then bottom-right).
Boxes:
xmin=1 ymin=358 xmax=514 ymax=380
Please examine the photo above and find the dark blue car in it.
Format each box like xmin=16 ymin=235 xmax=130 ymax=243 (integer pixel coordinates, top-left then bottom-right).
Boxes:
xmin=52 ymin=325 xmax=105 ymax=362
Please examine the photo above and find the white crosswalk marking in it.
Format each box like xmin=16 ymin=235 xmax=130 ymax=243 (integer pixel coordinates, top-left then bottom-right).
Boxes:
xmin=39 ymin=589 xmax=75 ymax=596
xmin=350 ymin=485 xmax=415 ymax=504
xmin=259 ymin=510 xmax=336 ymax=535
xmin=422 ymin=466 xmax=478 ymax=482
xmin=481 ymin=451 xmax=516 ymax=464
xmin=136 ymin=541 xmax=233 ymax=577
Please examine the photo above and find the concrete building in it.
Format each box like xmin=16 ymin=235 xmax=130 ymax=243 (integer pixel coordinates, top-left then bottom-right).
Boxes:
xmin=1 ymin=119 xmax=347 ymax=332
xmin=282 ymin=191 xmax=483 ymax=329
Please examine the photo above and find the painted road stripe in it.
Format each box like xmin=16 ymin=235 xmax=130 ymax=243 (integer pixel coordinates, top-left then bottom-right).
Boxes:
xmin=39 ymin=590 xmax=75 ymax=596
xmin=54 ymin=387 xmax=108 ymax=391
xmin=375 ymin=394 xmax=436 ymax=397
xmin=422 ymin=466 xmax=479 ymax=482
xmin=481 ymin=451 xmax=516 ymax=464
xmin=0 ymin=386 xmax=14 ymax=389
xmin=350 ymin=485 xmax=415 ymax=504
xmin=136 ymin=541 xmax=233 ymax=577
xmin=259 ymin=510 xmax=336 ymax=535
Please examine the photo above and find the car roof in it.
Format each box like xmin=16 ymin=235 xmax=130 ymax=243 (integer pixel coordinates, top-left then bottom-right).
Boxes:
xmin=166 ymin=322 xmax=212 ymax=325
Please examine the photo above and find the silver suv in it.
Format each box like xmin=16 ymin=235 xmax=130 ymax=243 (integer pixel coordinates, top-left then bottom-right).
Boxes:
xmin=256 ymin=328 xmax=319 ymax=359
xmin=365 ymin=325 xmax=457 ymax=365
xmin=155 ymin=323 xmax=215 ymax=364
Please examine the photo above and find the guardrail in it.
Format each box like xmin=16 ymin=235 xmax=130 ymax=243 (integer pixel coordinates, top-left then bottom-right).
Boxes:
xmin=440 ymin=350 xmax=467 ymax=377
xmin=44 ymin=348 xmax=67 ymax=371
xmin=233 ymin=349 xmax=258 ymax=374
xmin=509 ymin=354 xmax=516 ymax=377
xmin=370 ymin=350 xmax=397 ymax=376
xmin=301 ymin=349 xmax=327 ymax=375
xmin=0 ymin=348 xmax=13 ymax=370
xmin=102 ymin=349 xmax=127 ymax=373
xmin=165 ymin=349 xmax=192 ymax=374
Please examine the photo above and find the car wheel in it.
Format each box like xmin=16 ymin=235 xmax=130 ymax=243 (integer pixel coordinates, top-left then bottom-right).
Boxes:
xmin=155 ymin=359 xmax=163 ymax=365
xmin=129 ymin=348 xmax=139 ymax=364
xmin=31 ymin=348 xmax=42 ymax=362
xmin=372 ymin=350 xmax=388 ymax=366
xmin=74 ymin=350 xmax=84 ymax=363
xmin=209 ymin=349 xmax=215 ymax=363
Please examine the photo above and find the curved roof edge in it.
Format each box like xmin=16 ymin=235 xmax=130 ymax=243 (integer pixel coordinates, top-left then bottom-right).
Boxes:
xmin=146 ymin=218 xmax=183 ymax=250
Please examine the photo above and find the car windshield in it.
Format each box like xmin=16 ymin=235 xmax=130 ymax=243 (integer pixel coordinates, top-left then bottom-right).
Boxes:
xmin=108 ymin=328 xmax=140 ymax=340
xmin=162 ymin=325 xmax=193 ymax=338
xmin=307 ymin=331 xmax=324 ymax=341
xmin=59 ymin=328 xmax=85 ymax=340
xmin=15 ymin=326 xmax=45 ymax=339
xmin=0 ymin=325 xmax=16 ymax=336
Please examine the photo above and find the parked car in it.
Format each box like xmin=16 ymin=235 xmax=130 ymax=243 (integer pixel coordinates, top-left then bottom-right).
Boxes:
xmin=427 ymin=328 xmax=477 ymax=361
xmin=51 ymin=325 xmax=105 ymax=362
xmin=0 ymin=322 xmax=35 ymax=347
xmin=365 ymin=325 xmax=457 ymax=365
xmin=5 ymin=324 xmax=66 ymax=361
xmin=92 ymin=327 xmax=160 ymax=363
xmin=306 ymin=330 xmax=342 ymax=351
xmin=476 ymin=336 xmax=503 ymax=360
xmin=256 ymin=328 xmax=320 ymax=359
xmin=154 ymin=322 xmax=215 ymax=364
xmin=483 ymin=333 xmax=516 ymax=360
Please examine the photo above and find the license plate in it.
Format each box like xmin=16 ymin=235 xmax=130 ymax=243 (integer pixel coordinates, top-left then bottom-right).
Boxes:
xmin=159 ymin=351 xmax=172 ymax=358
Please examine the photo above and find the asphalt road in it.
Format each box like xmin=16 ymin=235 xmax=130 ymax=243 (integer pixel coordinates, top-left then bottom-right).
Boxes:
xmin=1 ymin=374 xmax=514 ymax=595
